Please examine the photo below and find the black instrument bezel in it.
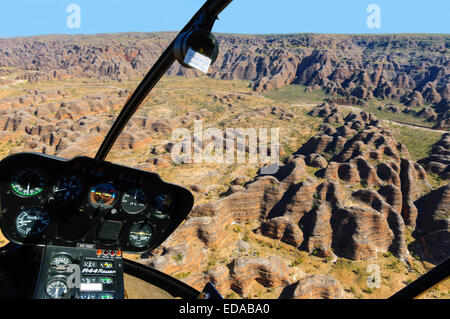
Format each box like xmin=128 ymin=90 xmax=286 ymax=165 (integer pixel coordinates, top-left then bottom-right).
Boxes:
xmin=0 ymin=152 xmax=194 ymax=254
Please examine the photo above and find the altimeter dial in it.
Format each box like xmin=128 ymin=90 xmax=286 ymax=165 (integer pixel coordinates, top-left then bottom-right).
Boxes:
xmin=15 ymin=207 xmax=50 ymax=237
xmin=53 ymin=175 xmax=83 ymax=202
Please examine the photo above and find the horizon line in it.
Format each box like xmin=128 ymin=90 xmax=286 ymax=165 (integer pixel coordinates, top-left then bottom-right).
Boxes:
xmin=1 ymin=31 xmax=449 ymax=40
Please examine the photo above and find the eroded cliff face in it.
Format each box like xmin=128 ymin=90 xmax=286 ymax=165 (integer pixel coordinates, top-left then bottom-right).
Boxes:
xmin=142 ymin=104 xmax=448 ymax=298
xmin=1 ymin=33 xmax=449 ymax=128
xmin=415 ymin=184 xmax=450 ymax=264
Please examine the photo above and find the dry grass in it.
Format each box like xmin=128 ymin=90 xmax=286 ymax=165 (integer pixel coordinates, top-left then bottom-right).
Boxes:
xmin=105 ymin=77 xmax=323 ymax=203
xmin=0 ymin=75 xmax=446 ymax=299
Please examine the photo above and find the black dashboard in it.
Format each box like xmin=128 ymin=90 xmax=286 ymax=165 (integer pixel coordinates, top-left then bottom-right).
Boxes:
xmin=0 ymin=152 xmax=194 ymax=254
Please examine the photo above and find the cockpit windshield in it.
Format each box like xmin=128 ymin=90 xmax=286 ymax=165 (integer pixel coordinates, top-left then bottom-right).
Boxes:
xmin=0 ymin=0 xmax=448 ymax=299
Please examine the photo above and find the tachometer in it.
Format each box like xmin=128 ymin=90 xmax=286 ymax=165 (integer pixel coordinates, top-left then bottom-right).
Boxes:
xmin=128 ymin=222 xmax=153 ymax=248
xmin=53 ymin=175 xmax=83 ymax=202
xmin=46 ymin=277 xmax=69 ymax=299
xmin=15 ymin=207 xmax=50 ymax=237
xmin=121 ymin=189 xmax=147 ymax=214
xmin=49 ymin=254 xmax=72 ymax=272
xmin=11 ymin=168 xmax=46 ymax=197
xmin=89 ymin=183 xmax=118 ymax=209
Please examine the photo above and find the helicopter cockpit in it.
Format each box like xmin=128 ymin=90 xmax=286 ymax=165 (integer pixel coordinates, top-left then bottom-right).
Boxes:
xmin=0 ymin=0 xmax=447 ymax=302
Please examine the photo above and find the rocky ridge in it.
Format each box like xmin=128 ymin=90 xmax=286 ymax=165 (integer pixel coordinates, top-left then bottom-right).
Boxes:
xmin=141 ymin=104 xmax=448 ymax=298
xmin=1 ymin=33 xmax=449 ymax=128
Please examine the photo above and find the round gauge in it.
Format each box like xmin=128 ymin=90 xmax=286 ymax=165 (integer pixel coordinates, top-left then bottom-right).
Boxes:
xmin=46 ymin=278 xmax=69 ymax=299
xmin=89 ymin=183 xmax=118 ymax=209
xmin=10 ymin=168 xmax=46 ymax=197
xmin=121 ymin=189 xmax=147 ymax=214
xmin=15 ymin=207 xmax=50 ymax=237
xmin=129 ymin=222 xmax=153 ymax=248
xmin=49 ymin=254 xmax=72 ymax=272
xmin=53 ymin=175 xmax=83 ymax=202
xmin=152 ymin=194 xmax=172 ymax=219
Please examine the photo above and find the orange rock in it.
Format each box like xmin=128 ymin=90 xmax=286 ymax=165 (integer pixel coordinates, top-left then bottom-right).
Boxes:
xmin=229 ymin=256 xmax=288 ymax=296
xmin=281 ymin=275 xmax=343 ymax=299
xmin=260 ymin=216 xmax=303 ymax=248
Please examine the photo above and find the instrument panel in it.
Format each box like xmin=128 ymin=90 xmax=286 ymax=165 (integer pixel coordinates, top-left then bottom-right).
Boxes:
xmin=34 ymin=245 xmax=125 ymax=299
xmin=0 ymin=152 xmax=194 ymax=253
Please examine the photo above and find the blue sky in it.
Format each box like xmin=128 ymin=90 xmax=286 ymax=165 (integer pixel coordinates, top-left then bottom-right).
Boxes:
xmin=0 ymin=0 xmax=449 ymax=38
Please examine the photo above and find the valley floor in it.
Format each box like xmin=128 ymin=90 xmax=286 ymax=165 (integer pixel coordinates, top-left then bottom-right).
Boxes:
xmin=0 ymin=76 xmax=448 ymax=299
